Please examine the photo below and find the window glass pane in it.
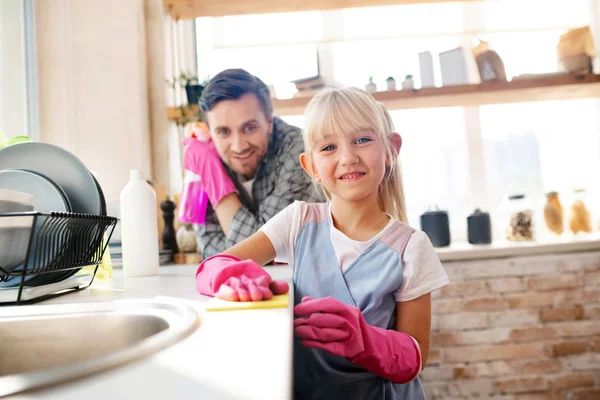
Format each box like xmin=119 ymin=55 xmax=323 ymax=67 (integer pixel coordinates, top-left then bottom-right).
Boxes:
xmin=279 ymin=115 xmax=305 ymax=129
xmin=390 ymin=107 xmax=470 ymax=237
xmin=204 ymin=12 xmax=322 ymax=48
xmin=341 ymin=4 xmax=464 ymax=39
xmin=478 ymin=31 xmax=567 ymax=78
xmin=332 ymin=37 xmax=462 ymax=89
xmin=199 ymin=43 xmax=319 ymax=86
xmin=472 ymin=0 xmax=589 ymax=32
xmin=480 ymin=99 xmax=600 ymax=237
xmin=0 ymin=0 xmax=27 ymax=139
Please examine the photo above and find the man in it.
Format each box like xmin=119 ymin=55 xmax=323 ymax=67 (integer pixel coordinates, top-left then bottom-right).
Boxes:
xmin=184 ymin=68 xmax=321 ymax=258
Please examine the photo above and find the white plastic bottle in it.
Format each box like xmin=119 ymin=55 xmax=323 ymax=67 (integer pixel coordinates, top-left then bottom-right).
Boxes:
xmin=120 ymin=169 xmax=160 ymax=277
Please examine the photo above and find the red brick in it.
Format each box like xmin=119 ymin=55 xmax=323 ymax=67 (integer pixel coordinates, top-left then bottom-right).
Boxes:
xmin=452 ymin=259 xmax=520 ymax=279
xmin=555 ymin=321 xmax=600 ymax=338
xmin=571 ymin=388 xmax=600 ymax=400
xmin=432 ymin=298 xmax=463 ymax=313
xmin=510 ymin=358 xmax=562 ymax=374
xmin=550 ymin=373 xmax=595 ymax=390
xmin=508 ymin=292 xmax=555 ymax=309
xmin=444 ymin=343 xmax=540 ymax=363
xmin=452 ymin=366 xmax=472 ymax=379
xmin=584 ymin=271 xmax=600 ymax=286
xmin=562 ymin=353 xmax=600 ymax=370
xmin=584 ymin=304 xmax=600 ymax=319
xmin=446 ymin=379 xmax=495 ymax=397
xmin=427 ymin=349 xmax=441 ymax=365
xmin=511 ymin=326 xmax=558 ymax=342
xmin=514 ymin=394 xmax=553 ymax=400
xmin=592 ymin=337 xmax=600 ymax=352
xmin=547 ymin=340 xmax=588 ymax=357
xmin=461 ymin=328 xmax=511 ymax=344
xmin=540 ymin=305 xmax=584 ymax=322
xmin=562 ymin=288 xmax=600 ymax=304
xmin=488 ymin=277 xmax=527 ymax=293
xmin=494 ymin=376 xmax=547 ymax=393
xmin=488 ymin=309 xmax=540 ymax=327
xmin=463 ymin=297 xmax=508 ymax=312
xmin=437 ymin=312 xmax=489 ymax=331
xmin=453 ymin=361 xmax=511 ymax=379
xmin=431 ymin=332 xmax=460 ymax=346
xmin=430 ymin=315 xmax=440 ymax=332
xmin=419 ymin=365 xmax=453 ymax=381
xmin=527 ymin=275 xmax=580 ymax=292
xmin=439 ymin=280 xmax=488 ymax=297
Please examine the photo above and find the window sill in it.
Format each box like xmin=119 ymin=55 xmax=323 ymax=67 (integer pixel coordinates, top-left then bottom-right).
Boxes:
xmin=436 ymin=233 xmax=600 ymax=262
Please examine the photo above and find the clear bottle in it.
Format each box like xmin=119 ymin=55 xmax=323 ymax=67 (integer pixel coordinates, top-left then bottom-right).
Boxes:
xmin=120 ymin=169 xmax=160 ymax=277
xmin=504 ymin=194 xmax=535 ymax=242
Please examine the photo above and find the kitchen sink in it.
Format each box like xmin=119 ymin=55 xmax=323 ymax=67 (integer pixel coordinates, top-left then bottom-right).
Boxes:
xmin=0 ymin=299 xmax=200 ymax=397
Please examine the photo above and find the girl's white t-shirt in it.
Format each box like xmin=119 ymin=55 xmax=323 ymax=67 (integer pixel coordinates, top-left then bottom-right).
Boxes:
xmin=260 ymin=201 xmax=450 ymax=302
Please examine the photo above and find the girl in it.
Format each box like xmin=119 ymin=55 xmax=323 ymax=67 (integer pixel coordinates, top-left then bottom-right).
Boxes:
xmin=195 ymin=88 xmax=449 ymax=399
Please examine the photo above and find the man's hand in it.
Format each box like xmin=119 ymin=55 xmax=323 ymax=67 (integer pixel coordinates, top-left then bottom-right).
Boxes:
xmin=183 ymin=139 xmax=238 ymax=207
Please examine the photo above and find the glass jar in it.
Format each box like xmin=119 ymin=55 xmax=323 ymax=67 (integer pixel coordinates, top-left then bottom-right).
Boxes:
xmin=504 ymin=194 xmax=535 ymax=241
xmin=543 ymin=191 xmax=564 ymax=236
xmin=569 ymin=189 xmax=592 ymax=235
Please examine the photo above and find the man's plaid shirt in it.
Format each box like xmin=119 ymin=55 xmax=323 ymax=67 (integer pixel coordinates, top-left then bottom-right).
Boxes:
xmin=195 ymin=117 xmax=322 ymax=258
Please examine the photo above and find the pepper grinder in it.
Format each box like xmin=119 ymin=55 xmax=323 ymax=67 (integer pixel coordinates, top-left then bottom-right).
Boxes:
xmin=160 ymin=197 xmax=178 ymax=254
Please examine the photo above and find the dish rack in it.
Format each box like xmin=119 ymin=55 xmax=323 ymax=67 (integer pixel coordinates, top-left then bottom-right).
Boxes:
xmin=0 ymin=211 xmax=117 ymax=305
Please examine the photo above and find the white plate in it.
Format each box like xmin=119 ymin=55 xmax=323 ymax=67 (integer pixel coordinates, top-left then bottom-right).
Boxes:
xmin=0 ymin=169 xmax=71 ymax=213
xmin=0 ymin=142 xmax=101 ymax=215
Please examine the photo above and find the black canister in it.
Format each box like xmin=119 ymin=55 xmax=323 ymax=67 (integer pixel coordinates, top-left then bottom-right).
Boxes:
xmin=420 ymin=208 xmax=451 ymax=247
xmin=467 ymin=208 xmax=492 ymax=244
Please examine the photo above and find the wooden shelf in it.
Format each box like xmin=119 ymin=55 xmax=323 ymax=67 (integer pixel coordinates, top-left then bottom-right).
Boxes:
xmin=166 ymin=104 xmax=199 ymax=121
xmin=273 ymin=74 xmax=600 ymax=115
xmin=166 ymin=74 xmax=600 ymax=120
xmin=163 ymin=0 xmax=481 ymax=19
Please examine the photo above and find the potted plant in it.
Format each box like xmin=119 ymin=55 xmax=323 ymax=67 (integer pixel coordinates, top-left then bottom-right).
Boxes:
xmin=166 ymin=72 xmax=206 ymax=105
xmin=402 ymin=73 xmax=414 ymax=90
xmin=365 ymin=76 xmax=377 ymax=93
xmin=386 ymin=76 xmax=396 ymax=91
xmin=0 ymin=131 xmax=30 ymax=150
xmin=180 ymin=72 xmax=204 ymax=105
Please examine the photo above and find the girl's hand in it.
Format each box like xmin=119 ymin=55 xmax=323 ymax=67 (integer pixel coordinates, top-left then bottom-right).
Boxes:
xmin=216 ymin=274 xmax=289 ymax=302
xmin=293 ymin=296 xmax=366 ymax=358
xmin=196 ymin=254 xmax=288 ymax=302
xmin=294 ymin=295 xmax=422 ymax=383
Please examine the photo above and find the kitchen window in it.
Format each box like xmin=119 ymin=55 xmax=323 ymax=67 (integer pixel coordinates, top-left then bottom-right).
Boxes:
xmin=194 ymin=0 xmax=600 ymax=243
xmin=0 ymin=0 xmax=37 ymax=141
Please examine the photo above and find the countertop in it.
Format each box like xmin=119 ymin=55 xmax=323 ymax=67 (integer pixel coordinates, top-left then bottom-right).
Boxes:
xmin=436 ymin=234 xmax=600 ymax=262
xmin=11 ymin=264 xmax=294 ymax=400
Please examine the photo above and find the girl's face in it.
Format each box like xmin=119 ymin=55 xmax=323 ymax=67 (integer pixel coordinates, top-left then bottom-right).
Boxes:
xmin=303 ymin=129 xmax=387 ymax=203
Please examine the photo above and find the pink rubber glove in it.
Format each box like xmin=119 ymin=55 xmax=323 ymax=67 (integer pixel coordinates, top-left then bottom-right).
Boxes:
xmin=294 ymin=296 xmax=422 ymax=384
xmin=196 ymin=254 xmax=289 ymax=302
xmin=183 ymin=138 xmax=238 ymax=207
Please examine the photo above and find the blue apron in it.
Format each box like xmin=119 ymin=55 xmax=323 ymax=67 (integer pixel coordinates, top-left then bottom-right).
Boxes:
xmin=292 ymin=203 xmax=425 ymax=400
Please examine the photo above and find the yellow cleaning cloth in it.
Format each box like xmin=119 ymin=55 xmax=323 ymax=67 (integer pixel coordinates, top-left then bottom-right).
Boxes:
xmin=205 ymin=293 xmax=289 ymax=312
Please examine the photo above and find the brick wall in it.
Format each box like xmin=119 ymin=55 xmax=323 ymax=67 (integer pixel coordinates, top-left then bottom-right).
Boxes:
xmin=421 ymin=251 xmax=600 ymax=400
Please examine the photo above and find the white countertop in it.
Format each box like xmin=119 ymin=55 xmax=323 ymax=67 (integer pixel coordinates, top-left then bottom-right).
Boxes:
xmin=10 ymin=264 xmax=294 ymax=400
xmin=436 ymin=234 xmax=600 ymax=262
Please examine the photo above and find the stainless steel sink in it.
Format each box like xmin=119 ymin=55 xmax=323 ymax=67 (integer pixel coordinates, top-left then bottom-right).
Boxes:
xmin=0 ymin=299 xmax=200 ymax=397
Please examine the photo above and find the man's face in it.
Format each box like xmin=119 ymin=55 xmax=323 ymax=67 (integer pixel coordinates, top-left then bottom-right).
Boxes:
xmin=204 ymin=93 xmax=273 ymax=180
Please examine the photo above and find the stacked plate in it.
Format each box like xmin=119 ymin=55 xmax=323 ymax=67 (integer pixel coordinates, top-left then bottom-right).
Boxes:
xmin=0 ymin=142 xmax=107 ymax=287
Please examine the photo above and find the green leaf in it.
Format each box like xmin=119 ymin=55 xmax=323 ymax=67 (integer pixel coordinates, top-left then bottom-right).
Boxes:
xmin=7 ymin=136 xmax=30 ymax=146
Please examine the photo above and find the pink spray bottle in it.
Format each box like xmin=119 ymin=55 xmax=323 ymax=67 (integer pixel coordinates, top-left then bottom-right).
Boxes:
xmin=178 ymin=122 xmax=211 ymax=224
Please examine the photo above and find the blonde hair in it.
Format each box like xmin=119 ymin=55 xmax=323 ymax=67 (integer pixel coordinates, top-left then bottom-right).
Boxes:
xmin=302 ymin=88 xmax=408 ymax=222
